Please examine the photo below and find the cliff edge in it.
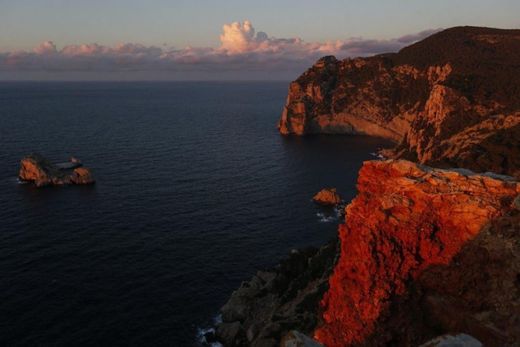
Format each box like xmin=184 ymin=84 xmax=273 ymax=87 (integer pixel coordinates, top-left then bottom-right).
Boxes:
xmin=316 ymin=160 xmax=520 ymax=346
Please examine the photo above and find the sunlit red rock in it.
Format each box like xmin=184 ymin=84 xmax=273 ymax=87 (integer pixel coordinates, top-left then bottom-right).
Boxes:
xmin=314 ymin=160 xmax=520 ymax=346
xmin=312 ymin=188 xmax=341 ymax=206
xmin=70 ymin=167 xmax=95 ymax=185
xmin=19 ymin=154 xmax=56 ymax=187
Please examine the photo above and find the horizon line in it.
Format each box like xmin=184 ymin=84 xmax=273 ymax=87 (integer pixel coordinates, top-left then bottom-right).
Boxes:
xmin=0 ymin=79 xmax=293 ymax=83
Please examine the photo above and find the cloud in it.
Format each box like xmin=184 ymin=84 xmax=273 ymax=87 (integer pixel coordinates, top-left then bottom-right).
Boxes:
xmin=220 ymin=20 xmax=257 ymax=53
xmin=33 ymin=41 xmax=57 ymax=55
xmin=0 ymin=21 xmax=441 ymax=79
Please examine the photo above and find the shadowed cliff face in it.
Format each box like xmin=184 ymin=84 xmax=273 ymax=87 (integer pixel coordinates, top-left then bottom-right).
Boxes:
xmin=279 ymin=26 xmax=520 ymax=178
xmin=415 ymin=211 xmax=520 ymax=346
xmin=314 ymin=160 xmax=520 ymax=346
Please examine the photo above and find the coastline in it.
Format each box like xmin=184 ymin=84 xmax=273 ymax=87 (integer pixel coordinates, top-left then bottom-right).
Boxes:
xmin=212 ymin=26 xmax=520 ymax=346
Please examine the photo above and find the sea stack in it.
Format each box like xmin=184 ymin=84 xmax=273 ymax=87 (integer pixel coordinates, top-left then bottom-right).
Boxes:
xmin=312 ymin=188 xmax=341 ymax=206
xmin=19 ymin=153 xmax=95 ymax=187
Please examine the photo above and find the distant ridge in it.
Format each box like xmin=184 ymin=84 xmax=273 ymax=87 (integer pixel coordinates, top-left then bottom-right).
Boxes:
xmin=279 ymin=26 xmax=520 ymax=177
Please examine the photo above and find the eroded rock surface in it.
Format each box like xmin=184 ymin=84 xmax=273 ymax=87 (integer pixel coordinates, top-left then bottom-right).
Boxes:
xmin=279 ymin=26 xmax=520 ymax=178
xmin=19 ymin=154 xmax=60 ymax=187
xmin=315 ymin=160 xmax=520 ymax=346
xmin=215 ymin=240 xmax=338 ymax=347
xmin=312 ymin=188 xmax=341 ymax=206
xmin=70 ymin=167 xmax=95 ymax=185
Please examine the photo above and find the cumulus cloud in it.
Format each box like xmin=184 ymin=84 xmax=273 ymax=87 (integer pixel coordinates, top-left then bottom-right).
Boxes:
xmin=0 ymin=21 xmax=441 ymax=79
xmin=220 ymin=20 xmax=257 ymax=53
xmin=33 ymin=40 xmax=57 ymax=54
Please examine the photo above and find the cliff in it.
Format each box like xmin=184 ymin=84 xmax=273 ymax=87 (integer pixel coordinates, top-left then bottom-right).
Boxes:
xmin=315 ymin=160 xmax=520 ymax=346
xmin=215 ymin=159 xmax=520 ymax=347
xmin=215 ymin=26 xmax=520 ymax=347
xmin=278 ymin=27 xmax=520 ymax=178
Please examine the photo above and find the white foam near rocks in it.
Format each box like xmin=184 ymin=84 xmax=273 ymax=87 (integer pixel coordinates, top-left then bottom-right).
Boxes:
xmin=316 ymin=212 xmax=335 ymax=223
xmin=195 ymin=314 xmax=223 ymax=347
xmin=370 ymin=152 xmax=386 ymax=160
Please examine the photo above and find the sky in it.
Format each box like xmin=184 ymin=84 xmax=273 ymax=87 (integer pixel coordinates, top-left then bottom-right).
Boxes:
xmin=0 ymin=0 xmax=519 ymax=80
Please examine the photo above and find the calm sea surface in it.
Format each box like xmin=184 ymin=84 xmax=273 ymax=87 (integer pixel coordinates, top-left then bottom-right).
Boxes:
xmin=0 ymin=82 xmax=390 ymax=346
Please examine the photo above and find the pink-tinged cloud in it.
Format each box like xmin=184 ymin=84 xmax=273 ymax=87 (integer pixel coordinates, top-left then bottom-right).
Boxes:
xmin=33 ymin=41 xmax=57 ymax=55
xmin=0 ymin=21 xmax=441 ymax=79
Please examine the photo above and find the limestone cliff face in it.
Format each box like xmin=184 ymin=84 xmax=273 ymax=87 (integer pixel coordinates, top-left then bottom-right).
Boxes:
xmin=315 ymin=160 xmax=520 ymax=346
xmin=278 ymin=55 xmax=417 ymax=141
xmin=279 ymin=26 xmax=520 ymax=178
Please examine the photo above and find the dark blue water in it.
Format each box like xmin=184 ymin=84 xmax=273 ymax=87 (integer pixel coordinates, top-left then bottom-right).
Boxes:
xmin=0 ymin=82 xmax=390 ymax=346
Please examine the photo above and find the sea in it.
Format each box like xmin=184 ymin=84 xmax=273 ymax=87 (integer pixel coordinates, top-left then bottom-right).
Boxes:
xmin=0 ymin=81 xmax=390 ymax=346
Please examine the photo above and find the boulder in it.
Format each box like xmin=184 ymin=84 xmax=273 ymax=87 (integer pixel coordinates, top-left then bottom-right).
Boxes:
xmin=70 ymin=167 xmax=95 ymax=185
xmin=419 ymin=334 xmax=482 ymax=347
xmin=312 ymin=188 xmax=341 ymax=206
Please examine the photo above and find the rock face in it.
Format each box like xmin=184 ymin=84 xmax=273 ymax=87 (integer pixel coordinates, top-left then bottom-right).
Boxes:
xmin=419 ymin=334 xmax=482 ymax=347
xmin=19 ymin=154 xmax=95 ymax=187
xmin=280 ymin=331 xmax=324 ymax=347
xmin=70 ymin=167 xmax=95 ymax=185
xmin=279 ymin=27 xmax=520 ymax=178
xmin=19 ymin=154 xmax=60 ymax=187
xmin=315 ymin=160 xmax=520 ymax=346
xmin=215 ymin=240 xmax=338 ymax=347
xmin=415 ymin=210 xmax=520 ymax=346
xmin=312 ymin=188 xmax=341 ymax=206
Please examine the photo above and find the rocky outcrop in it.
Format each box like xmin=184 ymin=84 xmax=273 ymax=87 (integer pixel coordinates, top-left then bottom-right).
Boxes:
xmin=419 ymin=334 xmax=482 ymax=347
xmin=214 ymin=240 xmax=338 ymax=347
xmin=312 ymin=188 xmax=341 ymax=206
xmin=70 ymin=167 xmax=95 ymax=185
xmin=279 ymin=26 xmax=520 ymax=178
xmin=280 ymin=331 xmax=324 ymax=347
xmin=19 ymin=154 xmax=95 ymax=187
xmin=315 ymin=160 xmax=520 ymax=346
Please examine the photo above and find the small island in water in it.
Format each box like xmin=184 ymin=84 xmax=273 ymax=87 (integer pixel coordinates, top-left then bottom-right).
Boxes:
xmin=19 ymin=153 xmax=95 ymax=187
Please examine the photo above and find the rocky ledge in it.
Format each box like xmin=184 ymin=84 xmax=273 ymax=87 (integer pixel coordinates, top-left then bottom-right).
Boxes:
xmin=218 ymin=160 xmax=520 ymax=346
xmin=19 ymin=153 xmax=95 ymax=187
xmin=278 ymin=26 xmax=520 ymax=178
xmin=317 ymin=160 xmax=520 ymax=346
xmin=213 ymin=240 xmax=338 ymax=347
